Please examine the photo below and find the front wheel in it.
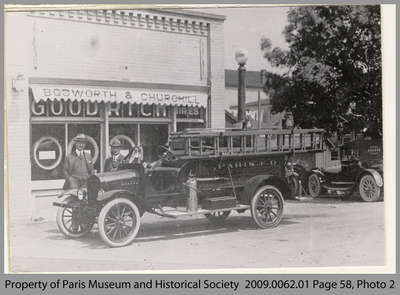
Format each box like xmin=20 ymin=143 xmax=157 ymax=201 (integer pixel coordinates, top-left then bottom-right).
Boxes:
xmin=359 ymin=174 xmax=381 ymax=202
xmin=205 ymin=211 xmax=230 ymax=224
xmin=56 ymin=196 xmax=94 ymax=238
xmin=98 ymin=198 xmax=141 ymax=247
xmin=251 ymin=185 xmax=284 ymax=229
xmin=308 ymin=173 xmax=321 ymax=198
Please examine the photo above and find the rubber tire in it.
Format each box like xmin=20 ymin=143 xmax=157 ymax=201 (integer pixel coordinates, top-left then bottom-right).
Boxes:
xmin=308 ymin=173 xmax=321 ymax=198
xmin=205 ymin=211 xmax=231 ymax=224
xmin=288 ymin=175 xmax=299 ymax=199
xmin=56 ymin=196 xmax=94 ymax=238
xmin=251 ymin=185 xmax=284 ymax=229
xmin=98 ymin=198 xmax=141 ymax=247
xmin=359 ymin=174 xmax=381 ymax=202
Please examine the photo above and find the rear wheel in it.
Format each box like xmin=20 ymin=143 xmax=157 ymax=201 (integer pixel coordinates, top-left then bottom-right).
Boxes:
xmin=98 ymin=198 xmax=141 ymax=247
xmin=308 ymin=173 xmax=321 ymax=198
xmin=205 ymin=211 xmax=230 ymax=224
xmin=251 ymin=185 xmax=284 ymax=229
xmin=56 ymin=196 xmax=94 ymax=238
xmin=359 ymin=174 xmax=381 ymax=202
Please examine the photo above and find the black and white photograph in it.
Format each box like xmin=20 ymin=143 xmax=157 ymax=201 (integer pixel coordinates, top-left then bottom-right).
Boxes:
xmin=4 ymin=4 xmax=394 ymax=273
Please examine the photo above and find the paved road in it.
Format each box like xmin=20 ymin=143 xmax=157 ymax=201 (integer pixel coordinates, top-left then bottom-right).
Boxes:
xmin=9 ymin=197 xmax=384 ymax=272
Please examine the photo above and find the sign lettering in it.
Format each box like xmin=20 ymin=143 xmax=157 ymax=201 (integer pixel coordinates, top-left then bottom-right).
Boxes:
xmin=38 ymin=151 xmax=56 ymax=160
xmin=31 ymin=85 xmax=207 ymax=108
xmin=31 ymin=100 xmax=203 ymax=119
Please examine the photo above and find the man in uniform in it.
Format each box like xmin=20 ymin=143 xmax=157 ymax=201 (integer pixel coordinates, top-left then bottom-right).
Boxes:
xmin=63 ymin=133 xmax=94 ymax=189
xmin=104 ymin=138 xmax=125 ymax=172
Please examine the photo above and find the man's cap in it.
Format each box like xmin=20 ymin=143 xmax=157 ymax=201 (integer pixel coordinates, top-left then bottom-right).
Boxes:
xmin=110 ymin=138 xmax=122 ymax=147
xmin=73 ymin=133 xmax=89 ymax=143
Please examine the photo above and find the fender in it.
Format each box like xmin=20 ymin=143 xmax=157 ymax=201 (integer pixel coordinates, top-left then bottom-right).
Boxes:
xmin=97 ymin=189 xmax=130 ymax=202
xmin=177 ymin=160 xmax=197 ymax=181
xmin=359 ymin=169 xmax=383 ymax=187
xmin=57 ymin=188 xmax=78 ymax=198
xmin=310 ymin=168 xmax=327 ymax=183
xmin=53 ymin=195 xmax=80 ymax=208
xmin=241 ymin=175 xmax=291 ymax=203
xmin=310 ymin=168 xmax=325 ymax=177
xmin=97 ymin=189 xmax=146 ymax=215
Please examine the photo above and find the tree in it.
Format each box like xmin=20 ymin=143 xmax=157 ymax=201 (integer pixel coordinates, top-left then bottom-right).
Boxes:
xmin=261 ymin=6 xmax=381 ymax=136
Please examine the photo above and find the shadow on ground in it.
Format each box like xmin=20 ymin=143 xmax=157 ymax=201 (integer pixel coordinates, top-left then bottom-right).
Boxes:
xmin=40 ymin=195 xmax=382 ymax=249
xmin=42 ymin=213 xmax=304 ymax=249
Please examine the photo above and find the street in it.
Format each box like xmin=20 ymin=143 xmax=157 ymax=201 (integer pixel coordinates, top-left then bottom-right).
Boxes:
xmin=9 ymin=197 xmax=385 ymax=273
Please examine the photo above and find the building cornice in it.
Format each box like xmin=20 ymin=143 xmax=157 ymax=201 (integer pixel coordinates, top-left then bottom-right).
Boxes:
xmin=28 ymin=9 xmax=210 ymax=37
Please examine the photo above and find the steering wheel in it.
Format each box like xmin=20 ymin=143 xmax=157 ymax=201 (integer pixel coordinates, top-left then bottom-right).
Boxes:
xmin=159 ymin=145 xmax=176 ymax=161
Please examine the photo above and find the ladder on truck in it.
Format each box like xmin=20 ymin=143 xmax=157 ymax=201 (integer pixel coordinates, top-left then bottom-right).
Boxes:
xmin=169 ymin=128 xmax=325 ymax=159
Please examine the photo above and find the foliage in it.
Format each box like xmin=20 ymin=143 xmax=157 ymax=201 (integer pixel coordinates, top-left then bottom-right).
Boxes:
xmin=261 ymin=6 xmax=381 ymax=136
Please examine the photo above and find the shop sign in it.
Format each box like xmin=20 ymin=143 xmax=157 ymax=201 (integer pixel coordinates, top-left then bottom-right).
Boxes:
xmin=31 ymin=85 xmax=208 ymax=107
xmin=31 ymin=100 xmax=100 ymax=117
xmin=32 ymin=98 xmax=203 ymax=119
xmin=176 ymin=105 xmax=200 ymax=117
xmin=31 ymin=99 xmax=171 ymax=118
xmin=109 ymin=103 xmax=169 ymax=118
xmin=33 ymin=136 xmax=63 ymax=170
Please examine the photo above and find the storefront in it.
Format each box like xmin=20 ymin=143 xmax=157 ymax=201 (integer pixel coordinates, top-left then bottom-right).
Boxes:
xmin=5 ymin=8 xmax=225 ymax=220
xmin=30 ymin=83 xmax=207 ymax=184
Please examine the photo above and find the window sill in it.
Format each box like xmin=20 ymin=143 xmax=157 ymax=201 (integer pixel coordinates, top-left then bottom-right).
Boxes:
xmin=31 ymin=179 xmax=64 ymax=191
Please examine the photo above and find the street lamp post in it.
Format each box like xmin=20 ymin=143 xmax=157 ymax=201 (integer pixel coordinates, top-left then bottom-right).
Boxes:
xmin=235 ymin=49 xmax=248 ymax=129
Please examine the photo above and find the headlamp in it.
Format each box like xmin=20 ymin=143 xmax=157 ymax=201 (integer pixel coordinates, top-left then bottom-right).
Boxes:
xmin=77 ymin=188 xmax=87 ymax=200
xmin=97 ymin=189 xmax=104 ymax=200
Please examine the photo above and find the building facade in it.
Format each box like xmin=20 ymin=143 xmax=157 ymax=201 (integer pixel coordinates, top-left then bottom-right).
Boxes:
xmin=5 ymin=9 xmax=225 ymax=220
xmin=225 ymin=69 xmax=284 ymax=129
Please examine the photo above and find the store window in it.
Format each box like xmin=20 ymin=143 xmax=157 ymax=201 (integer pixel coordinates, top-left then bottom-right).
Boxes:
xmin=177 ymin=122 xmax=205 ymax=131
xmin=31 ymin=124 xmax=65 ymax=181
xmin=109 ymin=124 xmax=138 ymax=157
xmin=31 ymin=123 xmax=101 ymax=180
xmin=31 ymin=92 xmax=104 ymax=181
xmin=30 ymin=93 xmax=203 ymax=181
xmin=67 ymin=123 xmax=101 ymax=173
xmin=176 ymin=106 xmax=204 ymax=120
xmin=140 ymin=124 xmax=168 ymax=163
xmin=176 ymin=106 xmax=206 ymax=132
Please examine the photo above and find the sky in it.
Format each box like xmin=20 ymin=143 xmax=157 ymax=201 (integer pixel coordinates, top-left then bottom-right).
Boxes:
xmin=191 ymin=7 xmax=290 ymax=71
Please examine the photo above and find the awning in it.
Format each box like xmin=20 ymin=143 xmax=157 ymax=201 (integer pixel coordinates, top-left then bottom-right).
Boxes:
xmin=30 ymin=84 xmax=208 ymax=108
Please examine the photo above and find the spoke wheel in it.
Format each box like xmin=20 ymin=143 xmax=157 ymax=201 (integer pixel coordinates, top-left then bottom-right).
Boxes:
xmin=98 ymin=198 xmax=140 ymax=247
xmin=359 ymin=174 xmax=381 ymax=202
xmin=308 ymin=173 xmax=321 ymax=198
xmin=56 ymin=196 xmax=94 ymax=238
xmin=205 ymin=211 xmax=231 ymax=224
xmin=251 ymin=185 xmax=284 ymax=229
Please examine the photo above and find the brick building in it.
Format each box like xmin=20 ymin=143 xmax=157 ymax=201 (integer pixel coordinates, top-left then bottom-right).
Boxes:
xmin=5 ymin=9 xmax=226 ymax=220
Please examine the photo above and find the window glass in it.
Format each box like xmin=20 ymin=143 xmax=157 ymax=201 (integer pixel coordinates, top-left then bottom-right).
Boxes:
xmin=176 ymin=106 xmax=204 ymax=120
xmin=67 ymin=124 xmax=101 ymax=173
xmin=140 ymin=124 xmax=168 ymax=163
xmin=331 ymin=149 xmax=339 ymax=161
xmin=109 ymin=124 xmax=137 ymax=157
xmin=31 ymin=124 xmax=65 ymax=180
xmin=177 ymin=122 xmax=205 ymax=132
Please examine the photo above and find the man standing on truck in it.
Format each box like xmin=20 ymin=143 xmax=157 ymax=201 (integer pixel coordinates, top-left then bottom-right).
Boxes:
xmin=63 ymin=133 xmax=94 ymax=189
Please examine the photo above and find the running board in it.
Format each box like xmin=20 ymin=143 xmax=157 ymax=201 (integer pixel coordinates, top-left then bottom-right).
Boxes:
xmin=151 ymin=205 xmax=250 ymax=218
xmin=322 ymin=185 xmax=353 ymax=191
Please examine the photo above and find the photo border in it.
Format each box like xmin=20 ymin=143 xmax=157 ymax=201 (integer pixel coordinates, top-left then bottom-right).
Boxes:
xmin=1 ymin=0 xmax=398 ymax=293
